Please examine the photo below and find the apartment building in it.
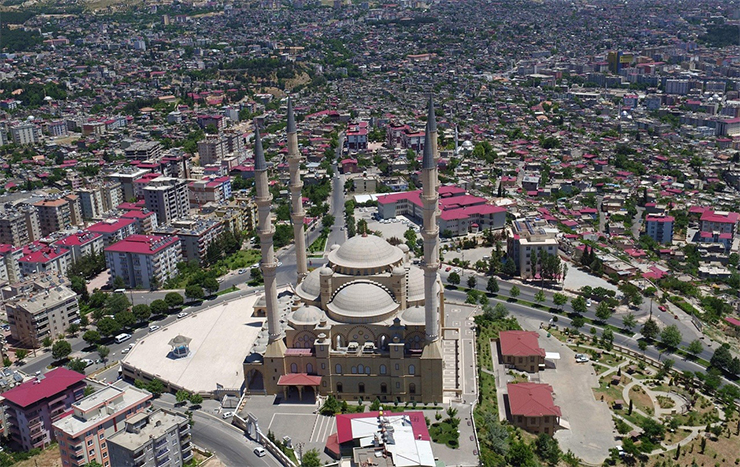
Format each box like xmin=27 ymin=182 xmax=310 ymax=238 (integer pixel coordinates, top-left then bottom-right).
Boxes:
xmin=87 ymin=218 xmax=137 ymax=246
xmin=143 ymin=178 xmax=189 ymax=225
xmin=155 ymin=218 xmax=224 ymax=264
xmin=101 ymin=181 xmax=124 ymax=212
xmin=54 ymin=231 xmax=104 ymax=263
xmin=121 ymin=210 xmax=158 ymax=235
xmin=105 ymin=235 xmax=182 ymax=290
xmin=0 ymin=369 xmax=87 ymax=451
xmin=10 ymin=123 xmax=39 ymax=145
xmin=0 ymin=244 xmax=22 ymax=284
xmin=106 ymin=168 xmax=150 ymax=201
xmin=644 ymin=215 xmax=674 ymax=245
xmin=6 ymin=281 xmax=80 ymax=346
xmin=63 ymin=194 xmax=83 ymax=226
xmin=53 ymin=384 xmax=152 ymax=467
xmin=107 ymin=409 xmax=193 ymax=467
xmin=197 ymin=132 xmax=245 ymax=166
xmin=78 ymin=187 xmax=106 ymax=220
xmin=188 ymin=176 xmax=232 ymax=208
xmin=0 ymin=208 xmax=34 ymax=246
xmin=34 ymin=199 xmax=73 ymax=236
xmin=124 ymin=141 xmax=162 ymax=161
xmin=506 ymin=218 xmax=559 ymax=279
xmin=18 ymin=243 xmax=71 ymax=276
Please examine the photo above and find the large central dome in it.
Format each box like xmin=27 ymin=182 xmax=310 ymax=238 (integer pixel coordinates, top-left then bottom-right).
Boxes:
xmin=327 ymin=235 xmax=404 ymax=271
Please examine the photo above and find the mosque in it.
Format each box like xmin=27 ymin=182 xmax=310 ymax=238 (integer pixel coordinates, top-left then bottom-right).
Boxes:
xmin=243 ymin=97 xmax=446 ymax=404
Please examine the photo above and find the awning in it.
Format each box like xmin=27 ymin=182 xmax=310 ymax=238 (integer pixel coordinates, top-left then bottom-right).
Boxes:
xmin=277 ymin=373 xmax=322 ymax=386
xmin=545 ymin=352 xmax=561 ymax=360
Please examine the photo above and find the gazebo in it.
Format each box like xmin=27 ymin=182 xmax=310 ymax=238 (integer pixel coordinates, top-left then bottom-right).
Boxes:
xmin=168 ymin=335 xmax=192 ymax=358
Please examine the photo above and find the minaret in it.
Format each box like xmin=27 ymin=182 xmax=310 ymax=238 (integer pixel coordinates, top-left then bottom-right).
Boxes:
xmin=421 ymin=105 xmax=440 ymax=344
xmin=254 ymin=128 xmax=285 ymax=353
xmin=287 ymin=98 xmax=308 ymax=283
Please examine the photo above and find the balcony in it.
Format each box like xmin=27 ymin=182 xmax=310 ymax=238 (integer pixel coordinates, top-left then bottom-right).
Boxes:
xmin=134 ymin=450 xmax=146 ymax=463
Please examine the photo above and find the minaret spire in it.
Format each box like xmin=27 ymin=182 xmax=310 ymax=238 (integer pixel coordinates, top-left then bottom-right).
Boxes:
xmin=254 ymin=127 xmax=282 ymax=345
xmin=286 ymin=97 xmax=308 ymax=283
xmin=421 ymin=97 xmax=440 ymax=344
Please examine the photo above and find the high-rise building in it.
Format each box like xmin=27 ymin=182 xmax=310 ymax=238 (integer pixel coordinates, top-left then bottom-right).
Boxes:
xmin=5 ymin=280 xmax=80 ymax=347
xmin=644 ymin=215 xmax=674 ymax=245
xmin=53 ymin=383 xmax=152 ymax=467
xmin=34 ymin=198 xmax=73 ymax=236
xmin=10 ymin=123 xmax=39 ymax=145
xmin=0 ymin=244 xmax=22 ymax=284
xmin=506 ymin=218 xmax=559 ymax=279
xmin=106 ymin=409 xmax=193 ymax=467
xmin=1 ymin=369 xmax=86 ymax=451
xmin=197 ymin=132 xmax=244 ymax=166
xmin=78 ymin=187 xmax=106 ymax=220
xmin=244 ymin=98 xmax=444 ymax=403
xmin=105 ymin=235 xmax=182 ymax=290
xmin=0 ymin=208 xmax=33 ymax=246
xmin=143 ymin=178 xmax=189 ymax=225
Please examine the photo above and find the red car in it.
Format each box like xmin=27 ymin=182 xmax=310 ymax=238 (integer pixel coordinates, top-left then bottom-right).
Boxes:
xmin=658 ymin=305 xmax=667 ymax=312
xmin=445 ymin=267 xmax=452 ymax=272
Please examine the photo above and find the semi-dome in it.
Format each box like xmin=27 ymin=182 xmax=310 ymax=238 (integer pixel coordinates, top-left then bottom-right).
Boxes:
xmin=326 ymin=281 xmax=398 ymax=323
xmin=327 ymin=235 xmax=403 ymax=271
xmin=406 ymin=267 xmax=441 ymax=302
xmin=320 ymin=266 xmax=333 ymax=276
xmin=296 ymin=268 xmax=322 ymax=301
xmin=290 ymin=304 xmax=325 ymax=325
xmin=401 ymin=305 xmax=426 ymax=324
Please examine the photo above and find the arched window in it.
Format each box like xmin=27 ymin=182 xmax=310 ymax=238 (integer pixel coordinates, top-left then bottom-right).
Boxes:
xmin=335 ymin=364 xmax=342 ymax=374
xmin=290 ymin=363 xmax=298 ymax=373
xmin=351 ymin=367 xmax=357 ymax=374
xmin=366 ymin=366 xmax=371 ymax=375
xmin=306 ymin=363 xmax=314 ymax=374
xmin=381 ymin=383 xmax=387 ymax=394
xmin=408 ymin=364 xmax=415 ymax=375
xmin=337 ymin=383 xmax=343 ymax=393
xmin=380 ymin=364 xmax=387 ymax=375
xmin=409 ymin=383 xmax=416 ymax=394
xmin=379 ymin=335 xmax=388 ymax=350
xmin=357 ymin=364 xmax=364 ymax=374
xmin=335 ymin=335 xmax=344 ymax=348
xmin=358 ymin=383 xmax=365 ymax=393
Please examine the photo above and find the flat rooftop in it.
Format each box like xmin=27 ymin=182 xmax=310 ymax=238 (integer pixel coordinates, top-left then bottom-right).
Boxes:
xmin=122 ymin=293 xmax=264 ymax=393
xmin=107 ymin=409 xmax=184 ymax=451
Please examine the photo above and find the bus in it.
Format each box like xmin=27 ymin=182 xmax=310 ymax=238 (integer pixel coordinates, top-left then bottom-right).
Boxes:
xmin=115 ymin=333 xmax=132 ymax=344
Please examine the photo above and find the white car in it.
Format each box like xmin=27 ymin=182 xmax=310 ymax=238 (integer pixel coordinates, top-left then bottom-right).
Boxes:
xmin=222 ymin=411 xmax=234 ymax=419
xmin=81 ymin=359 xmax=94 ymax=367
xmin=149 ymin=325 xmax=160 ymax=332
xmin=586 ymin=298 xmax=592 ymax=307
xmin=253 ymin=447 xmax=266 ymax=457
xmin=177 ymin=312 xmax=188 ymax=319
xmin=238 ymin=269 xmax=246 ymax=274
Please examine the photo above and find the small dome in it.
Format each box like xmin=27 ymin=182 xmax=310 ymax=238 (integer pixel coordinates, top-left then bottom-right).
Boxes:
xmin=290 ymin=304 xmax=325 ymax=324
xmin=320 ymin=267 xmax=333 ymax=276
xmin=401 ymin=305 xmax=426 ymax=324
xmin=392 ymin=266 xmax=406 ymax=275
xmin=407 ymin=267 xmax=440 ymax=301
xmin=296 ymin=268 xmax=321 ymax=301
xmin=328 ymin=235 xmax=403 ymax=270
xmin=399 ymin=244 xmax=410 ymax=253
xmin=326 ymin=281 xmax=398 ymax=323
xmin=330 ymin=244 xmax=340 ymax=251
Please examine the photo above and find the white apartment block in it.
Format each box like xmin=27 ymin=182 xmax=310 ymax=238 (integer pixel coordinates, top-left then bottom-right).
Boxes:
xmin=506 ymin=219 xmax=560 ymax=279
xmin=105 ymin=235 xmax=182 ymax=290
xmin=143 ymin=178 xmax=189 ymax=225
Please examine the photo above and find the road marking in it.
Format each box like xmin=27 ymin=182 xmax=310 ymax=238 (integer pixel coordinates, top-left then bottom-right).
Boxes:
xmin=309 ymin=413 xmax=321 ymax=443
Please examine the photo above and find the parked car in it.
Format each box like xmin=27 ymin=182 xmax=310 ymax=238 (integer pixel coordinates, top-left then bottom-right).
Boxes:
xmin=81 ymin=359 xmax=94 ymax=367
xmin=658 ymin=305 xmax=667 ymax=312
xmin=222 ymin=411 xmax=234 ymax=419
xmin=586 ymin=299 xmax=592 ymax=307
xmin=149 ymin=325 xmax=160 ymax=332
xmin=253 ymin=447 xmax=266 ymax=457
xmin=177 ymin=312 xmax=188 ymax=319
xmin=238 ymin=269 xmax=247 ymax=275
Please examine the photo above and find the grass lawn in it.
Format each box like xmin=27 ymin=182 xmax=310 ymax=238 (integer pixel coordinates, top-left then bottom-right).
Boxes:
xmin=629 ymin=385 xmax=654 ymax=416
xmin=671 ymin=395 xmax=719 ymax=426
xmin=309 ymin=233 xmax=327 ymax=253
xmin=220 ymin=249 xmax=261 ymax=271
xmin=656 ymin=395 xmax=675 ymax=409
xmin=647 ymin=416 xmax=740 ymax=466
xmin=429 ymin=420 xmax=460 ymax=449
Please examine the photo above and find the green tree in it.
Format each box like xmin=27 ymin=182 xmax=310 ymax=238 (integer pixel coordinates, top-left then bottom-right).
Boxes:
xmin=203 ymin=277 xmax=220 ymax=296
xmin=448 ymin=272 xmax=460 ymax=285
xmin=189 ymin=393 xmax=203 ymax=405
xmin=66 ymin=323 xmax=80 ymax=336
xmin=42 ymin=336 xmax=53 ymax=348
xmin=70 ymin=275 xmax=89 ymax=302
xmin=535 ymin=433 xmax=561 ymax=466
xmin=165 ymin=292 xmax=184 ymax=309
xmin=14 ymin=349 xmax=27 ymax=362
xmin=112 ymin=276 xmax=126 ymax=290
xmin=89 ymin=290 xmax=107 ymax=309
xmin=185 ymin=285 xmax=204 ymax=302
xmin=506 ymin=440 xmax=537 ymax=467
xmin=640 ymin=417 xmax=665 ymax=441
xmin=106 ymin=293 xmax=130 ymax=314
xmin=150 ymin=299 xmax=168 ymax=316
xmin=52 ymin=340 xmax=72 ymax=361
xmin=301 ymin=449 xmax=322 ymax=467
xmin=641 ymin=318 xmax=660 ymax=341
xmin=132 ymin=304 xmax=151 ymax=323
xmin=686 ymin=340 xmax=703 ymax=358
xmin=571 ymin=315 xmax=585 ymax=330
xmin=97 ymin=345 xmax=110 ymax=363
xmin=502 ymin=257 xmax=516 ymax=276
xmin=96 ymin=316 xmax=121 ymax=337
xmin=553 ymin=292 xmax=567 ymax=310
xmin=595 ymin=301 xmax=613 ymax=322
xmin=467 ymin=275 xmax=477 ymax=289
xmin=571 ymin=296 xmax=587 ymax=314
xmin=510 ymin=286 xmax=520 ymax=299
xmin=710 ymin=343 xmax=733 ymax=371
xmin=487 ymin=276 xmax=499 ymax=294
xmin=146 ymin=379 xmax=165 ymax=397
xmin=622 ymin=313 xmax=637 ymax=332
xmin=176 ymin=390 xmax=190 ymax=404
xmin=660 ymin=324 xmax=682 ymax=350
xmin=115 ymin=311 xmax=136 ymax=329
xmin=82 ymin=330 xmax=101 ymax=346
xmin=534 ymin=290 xmax=546 ymax=306
xmin=68 ymin=358 xmax=87 ymax=374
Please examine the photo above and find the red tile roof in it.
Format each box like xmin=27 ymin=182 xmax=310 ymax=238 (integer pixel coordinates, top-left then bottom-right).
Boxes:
xmin=725 ymin=317 xmax=740 ymax=328
xmin=105 ymin=235 xmax=179 ymax=255
xmin=499 ymin=331 xmax=545 ymax=357
xmin=88 ymin=218 xmax=136 ymax=234
xmin=507 ymin=382 xmax=561 ymax=417
xmin=335 ymin=411 xmax=430 ymax=444
xmin=1 ymin=368 xmax=85 ymax=408
xmin=277 ymin=373 xmax=322 ymax=386
xmin=701 ymin=210 xmax=739 ymax=224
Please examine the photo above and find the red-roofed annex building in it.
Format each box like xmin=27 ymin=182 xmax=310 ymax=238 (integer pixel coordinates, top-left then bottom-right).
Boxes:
xmin=104 ymin=235 xmax=182 ymax=289
xmin=498 ymin=330 xmax=546 ymax=373
xmin=1 ymin=368 xmax=86 ymax=451
xmin=506 ymin=382 xmax=561 ymax=435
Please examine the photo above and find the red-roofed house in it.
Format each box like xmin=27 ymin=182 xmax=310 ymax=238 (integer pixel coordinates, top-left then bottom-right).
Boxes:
xmin=87 ymin=218 xmax=137 ymax=246
xmin=105 ymin=235 xmax=182 ymax=289
xmin=1 ymin=368 xmax=86 ymax=451
xmin=54 ymin=231 xmax=103 ymax=263
xmin=121 ymin=209 xmax=158 ymax=235
xmin=506 ymin=382 xmax=561 ymax=435
xmin=498 ymin=331 xmax=546 ymax=373
xmin=18 ymin=243 xmax=71 ymax=276
xmin=376 ymin=186 xmax=506 ymax=235
xmin=700 ymin=210 xmax=738 ymax=238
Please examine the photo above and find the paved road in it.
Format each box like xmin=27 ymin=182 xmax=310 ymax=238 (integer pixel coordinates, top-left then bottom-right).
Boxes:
xmin=153 ymin=397 xmax=281 ymax=467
